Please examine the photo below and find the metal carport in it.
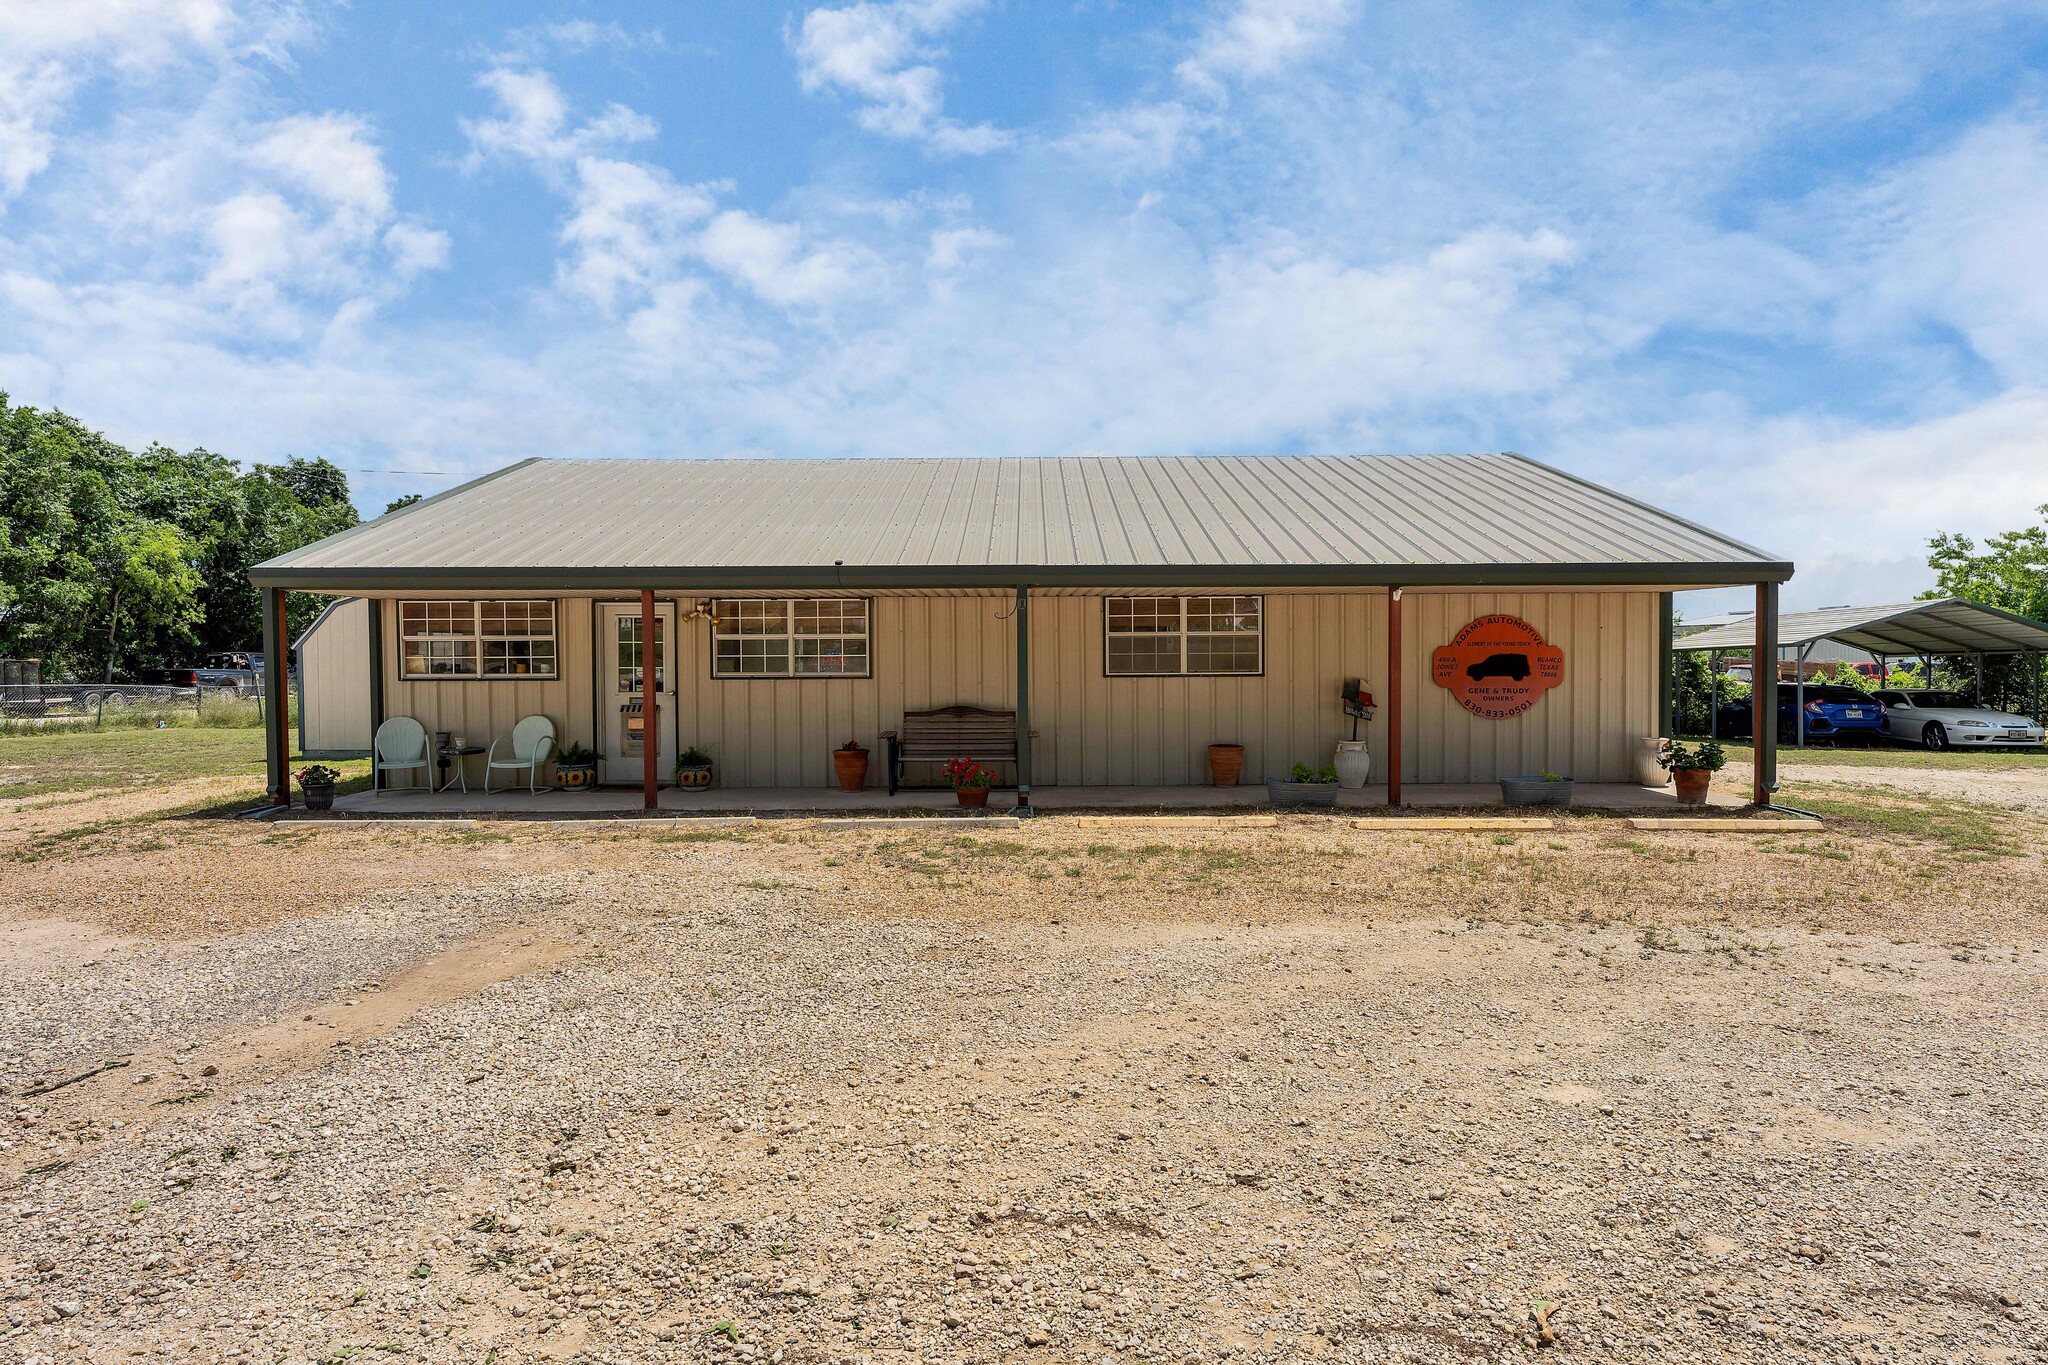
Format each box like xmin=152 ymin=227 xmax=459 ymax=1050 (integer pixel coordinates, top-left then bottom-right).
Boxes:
xmin=1676 ymin=597 xmax=2048 ymax=745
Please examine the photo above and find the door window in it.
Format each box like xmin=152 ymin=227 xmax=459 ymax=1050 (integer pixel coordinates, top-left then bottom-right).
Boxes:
xmin=617 ymin=615 xmax=666 ymax=692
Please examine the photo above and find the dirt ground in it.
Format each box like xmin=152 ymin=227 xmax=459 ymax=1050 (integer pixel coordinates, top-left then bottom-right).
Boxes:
xmin=2 ymin=762 xmax=2045 ymax=1364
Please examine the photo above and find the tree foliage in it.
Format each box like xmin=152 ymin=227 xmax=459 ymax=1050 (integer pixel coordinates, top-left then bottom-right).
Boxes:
xmin=0 ymin=394 xmax=359 ymax=678
xmin=1924 ymin=505 xmax=2048 ymax=716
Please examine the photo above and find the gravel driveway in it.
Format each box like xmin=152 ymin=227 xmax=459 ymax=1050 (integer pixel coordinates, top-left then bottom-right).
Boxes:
xmin=2 ymin=811 xmax=2045 ymax=1364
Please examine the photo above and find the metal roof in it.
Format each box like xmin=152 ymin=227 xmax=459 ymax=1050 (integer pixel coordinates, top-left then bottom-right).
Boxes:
xmin=252 ymin=454 xmax=1791 ymax=592
xmin=1677 ymin=598 xmax=2048 ymax=656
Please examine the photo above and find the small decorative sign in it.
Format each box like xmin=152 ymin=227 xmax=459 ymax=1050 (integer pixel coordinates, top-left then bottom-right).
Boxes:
xmin=1430 ymin=614 xmax=1565 ymax=719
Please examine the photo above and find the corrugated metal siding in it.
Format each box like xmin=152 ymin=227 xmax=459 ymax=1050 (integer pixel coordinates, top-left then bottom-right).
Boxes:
xmin=297 ymin=597 xmax=372 ymax=754
xmin=262 ymin=455 xmax=1777 ymax=576
xmin=380 ymin=602 xmax=597 ymax=767
xmin=336 ymin=588 xmax=1659 ymax=786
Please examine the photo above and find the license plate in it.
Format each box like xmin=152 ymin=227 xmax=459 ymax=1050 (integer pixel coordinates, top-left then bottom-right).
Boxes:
xmin=1844 ymin=710 xmax=1866 ymax=719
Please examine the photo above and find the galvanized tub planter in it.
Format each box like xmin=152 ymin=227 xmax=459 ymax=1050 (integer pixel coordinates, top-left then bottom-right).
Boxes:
xmin=1266 ymin=779 xmax=1340 ymax=807
xmin=1500 ymin=775 xmax=1574 ymax=807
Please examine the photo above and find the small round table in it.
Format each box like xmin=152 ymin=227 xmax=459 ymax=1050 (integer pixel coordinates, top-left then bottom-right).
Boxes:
xmin=435 ymin=744 xmax=486 ymax=793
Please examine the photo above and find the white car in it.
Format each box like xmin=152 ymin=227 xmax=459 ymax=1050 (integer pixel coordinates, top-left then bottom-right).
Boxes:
xmin=1871 ymin=690 xmax=2046 ymax=750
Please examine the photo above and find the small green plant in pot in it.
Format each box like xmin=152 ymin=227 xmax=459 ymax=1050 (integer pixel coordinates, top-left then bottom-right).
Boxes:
xmin=1500 ymin=769 xmax=1574 ymax=807
xmin=295 ymin=764 xmax=342 ymax=812
xmin=1267 ymin=761 xmax=1341 ymax=807
xmin=555 ymin=741 xmax=600 ymax=790
xmin=1659 ymin=738 xmax=1726 ymax=804
xmin=675 ymin=745 xmax=714 ymax=789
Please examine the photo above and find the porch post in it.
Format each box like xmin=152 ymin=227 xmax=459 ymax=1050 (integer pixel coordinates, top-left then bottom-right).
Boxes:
xmin=1014 ymin=585 xmax=1033 ymax=816
xmin=1752 ymin=582 xmax=1778 ymax=805
xmin=1386 ymin=587 xmax=1403 ymax=807
xmin=641 ymin=589 xmax=658 ymax=811
xmin=261 ymin=586 xmax=291 ymax=806
xmin=1657 ymin=592 xmax=1675 ymax=737
xmin=366 ymin=598 xmax=385 ymax=735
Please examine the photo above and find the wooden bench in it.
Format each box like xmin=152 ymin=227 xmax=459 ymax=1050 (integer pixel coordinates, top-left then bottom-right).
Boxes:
xmin=883 ymin=705 xmax=1018 ymax=794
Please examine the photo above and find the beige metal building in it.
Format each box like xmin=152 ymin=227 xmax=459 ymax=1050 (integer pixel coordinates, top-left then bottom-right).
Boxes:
xmin=295 ymin=596 xmax=373 ymax=756
xmin=250 ymin=454 xmax=1793 ymax=807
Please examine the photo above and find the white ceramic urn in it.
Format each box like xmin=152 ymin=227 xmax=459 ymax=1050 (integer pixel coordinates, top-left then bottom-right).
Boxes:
xmin=1333 ymin=740 xmax=1373 ymax=789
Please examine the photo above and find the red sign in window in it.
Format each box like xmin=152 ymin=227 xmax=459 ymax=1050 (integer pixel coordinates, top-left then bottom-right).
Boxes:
xmin=1430 ymin=614 xmax=1565 ymax=719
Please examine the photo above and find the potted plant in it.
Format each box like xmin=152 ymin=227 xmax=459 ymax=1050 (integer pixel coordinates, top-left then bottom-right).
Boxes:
xmin=1501 ymin=771 xmax=1574 ymax=806
xmin=945 ymin=757 xmax=996 ymax=808
xmin=555 ymin=741 xmax=600 ymax=790
xmin=833 ymin=739 xmax=869 ymax=792
xmin=295 ymin=763 xmax=341 ymax=812
xmin=676 ymin=745 xmax=714 ymax=789
xmin=1207 ymin=743 xmax=1245 ymax=786
xmin=1659 ymin=738 xmax=1726 ymax=805
xmin=1267 ymin=762 xmax=1340 ymax=807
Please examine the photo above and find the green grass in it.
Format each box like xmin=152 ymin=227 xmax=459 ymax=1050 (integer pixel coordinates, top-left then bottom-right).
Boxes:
xmin=1777 ymin=780 xmax=2032 ymax=858
xmin=0 ymin=726 xmax=270 ymax=799
xmin=1713 ymin=740 xmax=2048 ymax=772
xmin=0 ymin=723 xmax=365 ymax=804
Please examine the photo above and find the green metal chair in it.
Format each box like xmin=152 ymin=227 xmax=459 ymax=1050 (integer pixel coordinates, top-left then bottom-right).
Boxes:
xmin=485 ymin=715 xmax=557 ymax=795
xmin=372 ymin=717 xmax=430 ymax=794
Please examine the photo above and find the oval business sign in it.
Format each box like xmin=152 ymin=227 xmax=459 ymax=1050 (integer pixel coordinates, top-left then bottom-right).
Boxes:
xmin=1430 ymin=614 xmax=1565 ymax=719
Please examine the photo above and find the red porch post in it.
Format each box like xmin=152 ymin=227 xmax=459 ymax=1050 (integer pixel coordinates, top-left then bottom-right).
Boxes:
xmin=1386 ymin=586 xmax=1403 ymax=807
xmin=641 ymin=590 xmax=658 ymax=811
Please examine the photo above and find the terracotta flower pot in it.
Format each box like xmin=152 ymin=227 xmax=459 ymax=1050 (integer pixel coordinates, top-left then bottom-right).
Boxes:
xmin=1672 ymin=767 xmax=1712 ymax=804
xmin=833 ymin=748 xmax=869 ymax=792
xmin=955 ymin=786 xmax=991 ymax=808
xmin=1207 ymin=743 xmax=1245 ymax=786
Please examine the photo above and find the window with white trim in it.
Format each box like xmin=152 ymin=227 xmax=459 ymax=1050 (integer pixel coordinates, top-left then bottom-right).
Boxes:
xmin=711 ymin=598 xmax=871 ymax=678
xmin=399 ymin=600 xmax=558 ymax=679
xmin=1104 ymin=596 xmax=1262 ymax=675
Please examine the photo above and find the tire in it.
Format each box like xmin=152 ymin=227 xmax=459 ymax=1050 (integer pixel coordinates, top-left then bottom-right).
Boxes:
xmin=77 ymin=691 xmax=100 ymax=710
xmin=1922 ymin=722 xmax=1949 ymax=752
xmin=103 ymin=691 xmax=128 ymax=708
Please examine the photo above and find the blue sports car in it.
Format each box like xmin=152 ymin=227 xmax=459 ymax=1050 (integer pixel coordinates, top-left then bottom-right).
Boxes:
xmin=1714 ymin=684 xmax=1889 ymax=744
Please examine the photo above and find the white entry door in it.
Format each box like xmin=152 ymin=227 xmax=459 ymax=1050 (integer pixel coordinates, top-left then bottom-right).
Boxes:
xmin=599 ymin=602 xmax=676 ymax=785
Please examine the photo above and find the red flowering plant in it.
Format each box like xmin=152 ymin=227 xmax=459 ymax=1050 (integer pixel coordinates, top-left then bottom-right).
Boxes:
xmin=944 ymin=758 xmax=996 ymax=790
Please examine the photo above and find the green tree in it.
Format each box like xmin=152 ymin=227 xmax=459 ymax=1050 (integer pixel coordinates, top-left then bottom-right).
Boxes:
xmin=95 ymin=520 xmax=202 ymax=682
xmin=0 ymin=393 xmax=359 ymax=674
xmin=1924 ymin=507 xmax=2048 ymax=716
xmin=0 ymin=397 xmax=130 ymax=673
xmin=385 ymin=492 xmax=423 ymax=514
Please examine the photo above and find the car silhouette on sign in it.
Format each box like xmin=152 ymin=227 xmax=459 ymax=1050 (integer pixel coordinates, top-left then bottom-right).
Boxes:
xmin=1465 ymin=652 xmax=1531 ymax=682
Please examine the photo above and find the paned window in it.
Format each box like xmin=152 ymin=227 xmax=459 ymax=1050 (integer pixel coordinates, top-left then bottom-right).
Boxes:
xmin=712 ymin=599 xmax=870 ymax=678
xmin=1104 ymin=596 xmax=1262 ymax=676
xmin=399 ymin=600 xmax=557 ymax=679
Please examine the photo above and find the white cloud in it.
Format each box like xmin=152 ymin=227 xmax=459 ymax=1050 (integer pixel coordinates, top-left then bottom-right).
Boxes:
xmin=1614 ymin=390 xmax=2048 ymax=608
xmin=462 ymin=65 xmax=658 ymax=168
xmin=1832 ymin=113 xmax=2048 ymax=387
xmin=698 ymin=210 xmax=874 ymax=307
xmin=558 ymin=156 xmax=719 ymax=310
xmin=792 ymin=0 xmax=1008 ymax=154
xmin=383 ymin=222 xmax=450 ymax=276
xmin=248 ymin=113 xmax=393 ymax=223
xmin=1176 ymin=0 xmax=1352 ymax=91
xmin=0 ymin=0 xmax=241 ymax=199
xmin=926 ymin=225 xmax=1005 ymax=273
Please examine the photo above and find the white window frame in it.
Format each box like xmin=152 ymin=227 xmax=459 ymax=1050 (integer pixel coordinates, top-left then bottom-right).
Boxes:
xmin=398 ymin=599 xmax=559 ymax=681
xmin=710 ymin=598 xmax=872 ymax=679
xmin=1103 ymin=595 xmax=1263 ymax=677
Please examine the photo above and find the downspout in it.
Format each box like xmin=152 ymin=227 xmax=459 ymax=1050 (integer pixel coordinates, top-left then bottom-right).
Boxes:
xmin=1386 ymin=587 xmax=1403 ymax=807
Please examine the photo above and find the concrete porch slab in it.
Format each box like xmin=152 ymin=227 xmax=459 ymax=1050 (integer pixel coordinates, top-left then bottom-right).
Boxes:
xmin=328 ymin=779 xmax=1740 ymax=819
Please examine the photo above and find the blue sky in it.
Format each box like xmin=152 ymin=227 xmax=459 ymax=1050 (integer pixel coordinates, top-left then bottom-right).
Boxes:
xmin=5 ymin=1 xmax=2048 ymax=613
